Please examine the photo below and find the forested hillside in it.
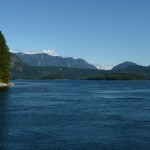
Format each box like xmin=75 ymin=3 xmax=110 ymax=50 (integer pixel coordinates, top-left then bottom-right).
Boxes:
xmin=10 ymin=53 xmax=104 ymax=79
xmin=10 ymin=53 xmax=150 ymax=80
xmin=0 ymin=31 xmax=10 ymax=83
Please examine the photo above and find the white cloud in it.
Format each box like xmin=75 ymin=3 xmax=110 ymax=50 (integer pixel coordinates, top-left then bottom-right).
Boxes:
xmin=26 ymin=49 xmax=58 ymax=56
xmin=9 ymin=49 xmax=14 ymax=53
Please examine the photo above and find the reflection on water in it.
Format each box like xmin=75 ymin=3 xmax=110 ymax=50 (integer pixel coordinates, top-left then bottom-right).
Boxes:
xmin=0 ymin=87 xmax=9 ymax=149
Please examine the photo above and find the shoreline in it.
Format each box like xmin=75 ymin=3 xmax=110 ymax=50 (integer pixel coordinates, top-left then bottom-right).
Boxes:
xmin=0 ymin=82 xmax=8 ymax=87
xmin=0 ymin=82 xmax=14 ymax=87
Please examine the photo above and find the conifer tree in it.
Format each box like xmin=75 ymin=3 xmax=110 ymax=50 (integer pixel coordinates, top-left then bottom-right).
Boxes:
xmin=0 ymin=31 xmax=10 ymax=83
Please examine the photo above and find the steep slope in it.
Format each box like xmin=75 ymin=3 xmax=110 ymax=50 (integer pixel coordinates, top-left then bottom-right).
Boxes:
xmin=10 ymin=53 xmax=25 ymax=71
xmin=10 ymin=53 xmax=33 ymax=79
xmin=112 ymin=61 xmax=137 ymax=71
xmin=121 ymin=65 xmax=150 ymax=77
xmin=0 ymin=31 xmax=10 ymax=84
xmin=15 ymin=53 xmax=97 ymax=69
xmin=10 ymin=53 xmax=103 ymax=79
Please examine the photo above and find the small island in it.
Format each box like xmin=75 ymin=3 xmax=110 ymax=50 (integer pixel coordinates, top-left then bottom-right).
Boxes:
xmin=0 ymin=31 xmax=10 ymax=87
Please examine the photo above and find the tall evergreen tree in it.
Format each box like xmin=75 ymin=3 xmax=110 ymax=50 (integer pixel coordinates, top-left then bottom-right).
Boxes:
xmin=0 ymin=31 xmax=10 ymax=83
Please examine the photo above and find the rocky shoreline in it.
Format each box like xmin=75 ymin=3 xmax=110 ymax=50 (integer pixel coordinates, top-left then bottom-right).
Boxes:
xmin=0 ymin=82 xmax=14 ymax=87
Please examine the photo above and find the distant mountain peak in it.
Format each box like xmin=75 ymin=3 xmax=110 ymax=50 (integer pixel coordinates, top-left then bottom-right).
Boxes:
xmin=112 ymin=61 xmax=137 ymax=71
xmin=94 ymin=64 xmax=115 ymax=70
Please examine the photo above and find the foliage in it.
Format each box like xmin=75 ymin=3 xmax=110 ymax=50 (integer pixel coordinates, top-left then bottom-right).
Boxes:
xmin=87 ymin=72 xmax=148 ymax=80
xmin=0 ymin=31 xmax=10 ymax=83
xmin=10 ymin=54 xmax=104 ymax=80
xmin=11 ymin=64 xmax=104 ymax=80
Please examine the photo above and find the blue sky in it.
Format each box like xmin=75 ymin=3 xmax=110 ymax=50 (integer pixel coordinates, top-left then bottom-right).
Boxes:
xmin=0 ymin=0 xmax=150 ymax=65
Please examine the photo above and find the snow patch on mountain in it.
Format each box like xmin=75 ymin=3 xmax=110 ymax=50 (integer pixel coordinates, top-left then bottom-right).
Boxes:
xmin=94 ymin=64 xmax=116 ymax=70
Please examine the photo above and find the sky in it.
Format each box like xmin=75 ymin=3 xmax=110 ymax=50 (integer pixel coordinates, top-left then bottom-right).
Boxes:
xmin=0 ymin=0 xmax=150 ymax=65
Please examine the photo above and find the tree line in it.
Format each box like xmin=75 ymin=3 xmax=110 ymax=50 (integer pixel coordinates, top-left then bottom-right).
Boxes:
xmin=0 ymin=31 xmax=10 ymax=83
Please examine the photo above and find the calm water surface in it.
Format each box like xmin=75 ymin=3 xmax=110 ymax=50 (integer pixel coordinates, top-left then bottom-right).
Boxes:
xmin=0 ymin=80 xmax=150 ymax=150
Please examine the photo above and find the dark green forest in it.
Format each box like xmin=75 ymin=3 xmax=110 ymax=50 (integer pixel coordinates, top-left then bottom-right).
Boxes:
xmin=87 ymin=72 xmax=148 ymax=80
xmin=0 ymin=31 xmax=10 ymax=83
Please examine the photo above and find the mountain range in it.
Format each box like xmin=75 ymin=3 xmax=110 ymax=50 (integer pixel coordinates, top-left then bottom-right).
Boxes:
xmin=10 ymin=53 xmax=103 ymax=79
xmin=10 ymin=53 xmax=150 ymax=80
xmin=15 ymin=52 xmax=96 ymax=69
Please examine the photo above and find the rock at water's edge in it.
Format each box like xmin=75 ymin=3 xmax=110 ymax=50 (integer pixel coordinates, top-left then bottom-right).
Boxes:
xmin=0 ymin=82 xmax=14 ymax=87
xmin=0 ymin=82 xmax=8 ymax=87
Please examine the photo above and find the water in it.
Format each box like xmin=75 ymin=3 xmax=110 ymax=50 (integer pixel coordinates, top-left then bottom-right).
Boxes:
xmin=0 ymin=80 xmax=150 ymax=150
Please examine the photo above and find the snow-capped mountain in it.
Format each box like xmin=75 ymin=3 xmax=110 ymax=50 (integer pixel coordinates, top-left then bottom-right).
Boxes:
xmin=94 ymin=64 xmax=116 ymax=70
